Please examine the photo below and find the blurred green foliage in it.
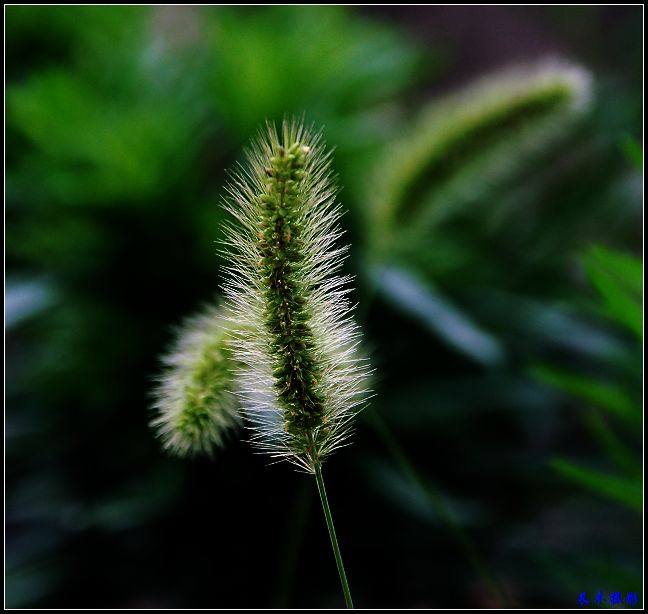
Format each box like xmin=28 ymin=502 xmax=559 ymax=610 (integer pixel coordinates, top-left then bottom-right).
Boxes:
xmin=5 ymin=5 xmax=642 ymax=609
xmin=533 ymin=246 xmax=642 ymax=511
xmin=585 ymin=246 xmax=643 ymax=339
xmin=529 ymin=244 xmax=642 ymax=605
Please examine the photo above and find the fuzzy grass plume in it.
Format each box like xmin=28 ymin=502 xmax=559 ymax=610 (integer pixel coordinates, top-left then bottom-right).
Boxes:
xmin=150 ymin=304 xmax=241 ymax=458
xmin=221 ymin=119 xmax=370 ymax=474
xmin=369 ymin=58 xmax=593 ymax=256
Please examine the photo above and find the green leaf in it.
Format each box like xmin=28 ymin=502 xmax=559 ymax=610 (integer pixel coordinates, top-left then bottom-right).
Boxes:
xmin=5 ymin=278 xmax=57 ymax=330
xmin=584 ymin=411 xmax=641 ymax=475
xmin=375 ymin=264 xmax=505 ymax=366
xmin=551 ymin=458 xmax=642 ymax=510
xmin=620 ymin=133 xmax=643 ymax=171
xmin=584 ymin=245 xmax=643 ymax=339
xmin=529 ymin=364 xmax=640 ymax=425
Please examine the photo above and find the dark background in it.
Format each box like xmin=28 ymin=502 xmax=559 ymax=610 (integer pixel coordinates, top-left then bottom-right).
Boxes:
xmin=5 ymin=6 xmax=643 ymax=608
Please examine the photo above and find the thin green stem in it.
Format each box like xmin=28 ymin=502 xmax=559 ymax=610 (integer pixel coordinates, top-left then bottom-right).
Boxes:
xmin=314 ymin=463 xmax=354 ymax=609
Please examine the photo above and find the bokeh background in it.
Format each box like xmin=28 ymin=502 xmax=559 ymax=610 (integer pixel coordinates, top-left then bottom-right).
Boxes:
xmin=5 ymin=5 xmax=643 ymax=608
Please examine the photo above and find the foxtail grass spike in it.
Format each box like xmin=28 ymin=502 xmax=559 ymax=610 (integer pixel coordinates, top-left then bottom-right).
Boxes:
xmin=150 ymin=303 xmax=241 ymax=458
xmin=369 ymin=58 xmax=593 ymax=254
xmin=220 ymin=119 xmax=371 ymax=474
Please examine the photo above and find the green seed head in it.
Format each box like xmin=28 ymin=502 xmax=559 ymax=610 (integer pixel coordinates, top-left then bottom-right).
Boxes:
xmin=370 ymin=58 xmax=593 ymax=255
xmin=221 ymin=119 xmax=371 ymax=472
xmin=150 ymin=303 xmax=241 ymax=458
